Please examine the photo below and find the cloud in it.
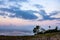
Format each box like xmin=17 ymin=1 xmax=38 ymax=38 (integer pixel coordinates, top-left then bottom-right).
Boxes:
xmin=29 ymin=10 xmax=60 ymax=21
xmin=34 ymin=4 xmax=44 ymax=8
xmin=50 ymin=11 xmax=60 ymax=18
xmin=0 ymin=8 xmax=60 ymax=20
xmin=0 ymin=0 xmax=60 ymax=12
xmin=0 ymin=14 xmax=60 ymax=35
xmin=0 ymin=8 xmax=38 ymax=20
xmin=0 ymin=1 xmax=4 ymax=5
xmin=0 ymin=0 xmax=60 ymax=23
xmin=33 ymin=13 xmax=43 ymax=20
xmin=9 ymin=0 xmax=28 ymax=2
xmin=14 ymin=10 xmax=38 ymax=20
xmin=0 ymin=0 xmax=60 ymax=36
xmin=0 ymin=16 xmax=60 ymax=30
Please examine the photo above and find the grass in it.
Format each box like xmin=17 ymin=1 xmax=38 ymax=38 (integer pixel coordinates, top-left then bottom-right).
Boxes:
xmin=0 ymin=32 xmax=60 ymax=40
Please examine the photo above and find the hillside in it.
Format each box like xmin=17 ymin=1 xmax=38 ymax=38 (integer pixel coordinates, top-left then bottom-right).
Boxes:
xmin=0 ymin=32 xmax=60 ymax=40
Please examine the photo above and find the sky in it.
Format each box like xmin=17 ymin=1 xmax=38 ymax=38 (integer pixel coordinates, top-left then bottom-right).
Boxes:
xmin=0 ymin=0 xmax=60 ymax=36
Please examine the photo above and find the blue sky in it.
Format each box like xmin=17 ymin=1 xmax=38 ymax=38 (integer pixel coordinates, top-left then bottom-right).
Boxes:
xmin=0 ymin=0 xmax=60 ymax=36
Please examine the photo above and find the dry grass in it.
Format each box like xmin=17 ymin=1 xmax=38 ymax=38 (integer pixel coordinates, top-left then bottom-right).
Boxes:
xmin=0 ymin=32 xmax=60 ymax=40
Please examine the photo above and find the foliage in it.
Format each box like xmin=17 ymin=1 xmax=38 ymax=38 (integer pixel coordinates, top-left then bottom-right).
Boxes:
xmin=33 ymin=25 xmax=40 ymax=34
xmin=33 ymin=26 xmax=60 ymax=35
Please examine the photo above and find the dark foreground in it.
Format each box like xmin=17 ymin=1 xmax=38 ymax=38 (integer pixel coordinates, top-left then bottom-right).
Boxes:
xmin=0 ymin=33 xmax=60 ymax=40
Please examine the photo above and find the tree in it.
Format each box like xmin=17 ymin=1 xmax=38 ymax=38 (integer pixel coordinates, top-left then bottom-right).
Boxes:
xmin=49 ymin=26 xmax=51 ymax=30
xmin=36 ymin=25 xmax=40 ymax=29
xmin=33 ymin=28 xmax=37 ymax=33
xmin=36 ymin=25 xmax=40 ymax=34
xmin=33 ymin=25 xmax=40 ymax=35
xmin=55 ymin=26 xmax=58 ymax=31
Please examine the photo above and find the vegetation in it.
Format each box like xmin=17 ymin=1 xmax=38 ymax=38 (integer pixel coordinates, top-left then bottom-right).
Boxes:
xmin=0 ymin=32 xmax=60 ymax=40
xmin=0 ymin=26 xmax=60 ymax=40
xmin=33 ymin=25 xmax=60 ymax=35
xmin=33 ymin=25 xmax=40 ymax=35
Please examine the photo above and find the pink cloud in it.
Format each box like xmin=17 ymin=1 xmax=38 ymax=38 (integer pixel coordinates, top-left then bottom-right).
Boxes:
xmin=0 ymin=16 xmax=60 ymax=27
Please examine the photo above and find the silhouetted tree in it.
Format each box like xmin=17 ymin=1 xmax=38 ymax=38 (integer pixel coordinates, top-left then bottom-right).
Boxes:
xmin=33 ymin=25 xmax=40 ymax=35
xmin=33 ymin=28 xmax=37 ymax=33
xmin=55 ymin=26 xmax=58 ymax=31
xmin=36 ymin=25 xmax=40 ymax=29
xmin=49 ymin=26 xmax=51 ymax=30
xmin=36 ymin=25 xmax=40 ymax=33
